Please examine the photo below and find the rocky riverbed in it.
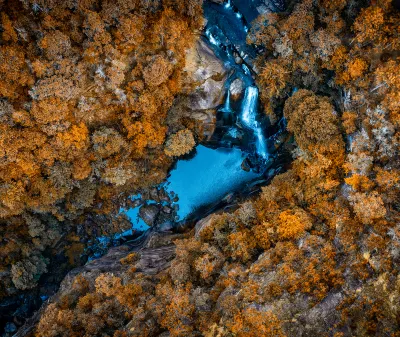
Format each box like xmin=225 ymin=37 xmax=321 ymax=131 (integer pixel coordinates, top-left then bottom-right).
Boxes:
xmin=2 ymin=1 xmax=293 ymax=334
xmin=115 ymin=0 xmax=291 ymax=236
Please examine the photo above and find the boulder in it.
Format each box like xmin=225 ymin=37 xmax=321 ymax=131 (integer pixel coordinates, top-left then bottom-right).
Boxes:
xmin=184 ymin=39 xmax=226 ymax=83
xmin=139 ymin=205 xmax=160 ymax=226
xmin=195 ymin=214 xmax=214 ymax=239
xmin=184 ymin=39 xmax=227 ymax=111
xmin=187 ymin=78 xmax=225 ymax=110
xmin=166 ymin=38 xmax=226 ymax=140
xmin=230 ymin=78 xmax=245 ymax=100
xmin=241 ymin=158 xmax=251 ymax=172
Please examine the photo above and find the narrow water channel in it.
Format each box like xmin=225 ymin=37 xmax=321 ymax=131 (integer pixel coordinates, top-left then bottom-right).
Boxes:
xmin=118 ymin=0 xmax=287 ymax=236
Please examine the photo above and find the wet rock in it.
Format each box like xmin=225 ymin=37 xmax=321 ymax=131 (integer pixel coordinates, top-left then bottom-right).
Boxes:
xmin=139 ymin=205 xmax=160 ymax=226
xmin=162 ymin=206 xmax=172 ymax=214
xmin=257 ymin=0 xmax=285 ymax=14
xmin=4 ymin=322 xmax=17 ymax=333
xmin=256 ymin=4 xmax=270 ymax=14
xmin=222 ymin=192 xmax=235 ymax=204
xmin=230 ymin=78 xmax=245 ymax=100
xmin=158 ymin=188 xmax=170 ymax=203
xmin=233 ymin=51 xmax=243 ymax=65
xmin=149 ymin=188 xmax=160 ymax=202
xmin=187 ymin=78 xmax=225 ymax=110
xmin=267 ymin=168 xmax=276 ymax=177
xmin=130 ymin=198 xmax=142 ymax=208
xmin=157 ymin=221 xmax=174 ymax=232
xmin=155 ymin=215 xmax=174 ymax=231
xmin=184 ymin=39 xmax=227 ymax=111
xmin=235 ymin=56 xmax=243 ymax=64
xmin=241 ymin=158 xmax=251 ymax=172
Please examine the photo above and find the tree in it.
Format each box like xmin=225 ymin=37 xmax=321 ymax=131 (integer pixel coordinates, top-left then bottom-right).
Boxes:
xmin=230 ymin=308 xmax=285 ymax=337
xmin=11 ymin=255 xmax=48 ymax=290
xmin=164 ymin=129 xmax=196 ymax=157
xmin=143 ymin=55 xmax=174 ymax=87
xmin=283 ymin=89 xmax=342 ymax=153
xmin=0 ymin=0 xmax=203 ymax=305
xmin=277 ymin=209 xmax=312 ymax=240
xmin=349 ymin=192 xmax=386 ymax=225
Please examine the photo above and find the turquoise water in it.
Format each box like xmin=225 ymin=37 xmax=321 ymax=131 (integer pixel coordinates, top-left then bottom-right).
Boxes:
xmin=122 ymin=0 xmax=276 ymax=230
xmin=165 ymin=145 xmax=260 ymax=219
xmin=125 ymin=206 xmax=148 ymax=231
xmin=121 ymin=145 xmax=260 ymax=231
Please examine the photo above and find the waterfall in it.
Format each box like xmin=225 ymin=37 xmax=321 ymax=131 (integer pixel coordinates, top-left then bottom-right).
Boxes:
xmin=255 ymin=126 xmax=268 ymax=159
xmin=242 ymin=64 xmax=251 ymax=76
xmin=205 ymin=0 xmax=270 ymax=161
xmin=241 ymin=86 xmax=258 ymax=129
xmin=241 ymin=86 xmax=268 ymax=159
xmin=221 ymin=89 xmax=231 ymax=112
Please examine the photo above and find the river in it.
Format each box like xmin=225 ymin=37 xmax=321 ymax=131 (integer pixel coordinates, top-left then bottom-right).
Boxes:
xmin=116 ymin=0 xmax=288 ymax=239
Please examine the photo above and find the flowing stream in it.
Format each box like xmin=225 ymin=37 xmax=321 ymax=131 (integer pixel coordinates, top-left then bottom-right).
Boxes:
xmin=241 ymin=86 xmax=268 ymax=159
xmin=116 ymin=0 xmax=287 ymax=239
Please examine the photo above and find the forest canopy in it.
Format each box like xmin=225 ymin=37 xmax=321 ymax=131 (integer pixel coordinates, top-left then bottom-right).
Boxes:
xmin=1 ymin=0 xmax=400 ymax=336
xmin=0 ymin=0 xmax=204 ymax=302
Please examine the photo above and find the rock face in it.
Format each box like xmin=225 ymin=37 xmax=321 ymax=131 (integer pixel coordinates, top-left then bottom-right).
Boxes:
xmin=14 ymin=229 xmax=183 ymax=337
xmin=184 ymin=38 xmax=227 ymax=111
xmin=187 ymin=78 xmax=225 ymax=110
xmin=184 ymin=39 xmax=227 ymax=87
xmin=194 ymin=214 xmax=214 ymax=239
xmin=178 ymin=38 xmax=228 ymax=139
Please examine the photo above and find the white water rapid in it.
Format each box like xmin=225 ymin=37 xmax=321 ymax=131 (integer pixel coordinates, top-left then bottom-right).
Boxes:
xmin=241 ymin=86 xmax=268 ymax=159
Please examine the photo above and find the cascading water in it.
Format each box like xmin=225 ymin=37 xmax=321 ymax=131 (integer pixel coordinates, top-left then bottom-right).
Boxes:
xmin=117 ymin=0 xmax=287 ymax=235
xmin=205 ymin=28 xmax=219 ymax=46
xmin=224 ymin=0 xmax=232 ymax=9
xmin=221 ymin=89 xmax=232 ymax=113
xmin=255 ymin=126 xmax=268 ymax=159
xmin=205 ymin=0 xmax=269 ymax=161
xmin=240 ymin=86 xmax=268 ymax=159
xmin=241 ymin=86 xmax=259 ymax=129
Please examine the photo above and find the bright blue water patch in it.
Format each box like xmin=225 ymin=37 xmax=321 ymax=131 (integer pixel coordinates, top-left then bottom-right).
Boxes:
xmin=125 ymin=207 xmax=148 ymax=231
xmin=165 ymin=145 xmax=260 ymax=220
xmin=118 ymin=193 xmax=149 ymax=232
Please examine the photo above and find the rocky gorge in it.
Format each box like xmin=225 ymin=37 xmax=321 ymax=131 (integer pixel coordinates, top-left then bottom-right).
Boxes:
xmin=2 ymin=0 xmax=400 ymax=335
xmin=0 ymin=0 xmax=292 ymax=333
